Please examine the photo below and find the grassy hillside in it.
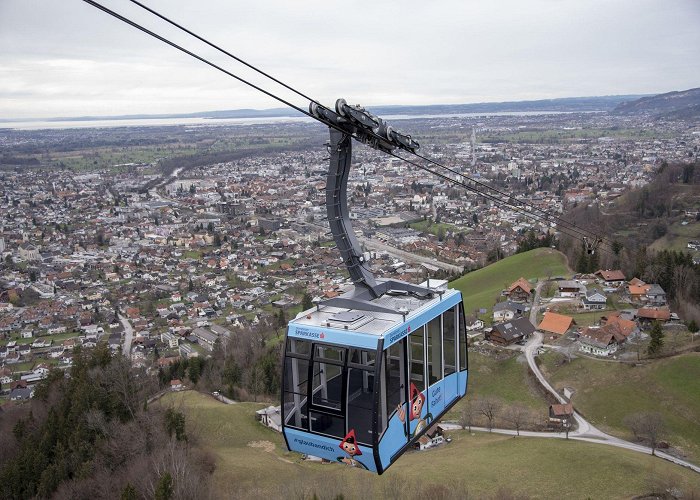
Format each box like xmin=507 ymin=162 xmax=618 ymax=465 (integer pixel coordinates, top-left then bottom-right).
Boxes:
xmin=447 ymin=352 xmax=550 ymax=417
xmin=540 ymin=352 xmax=700 ymax=464
xmin=466 ymin=352 xmax=547 ymax=408
xmin=162 ymin=391 xmax=700 ymax=499
xmin=450 ymin=248 xmax=570 ymax=318
xmin=650 ymin=220 xmax=700 ymax=252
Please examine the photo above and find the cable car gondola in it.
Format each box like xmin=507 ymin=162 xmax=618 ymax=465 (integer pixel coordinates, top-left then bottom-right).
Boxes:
xmin=281 ymin=104 xmax=469 ymax=474
xmin=282 ymin=280 xmax=468 ymax=473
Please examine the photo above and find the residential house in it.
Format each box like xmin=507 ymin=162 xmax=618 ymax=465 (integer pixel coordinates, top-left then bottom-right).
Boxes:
xmin=486 ymin=317 xmax=535 ymax=346
xmin=581 ymin=290 xmax=607 ymax=310
xmin=49 ymin=346 xmax=65 ymax=358
xmin=10 ymin=387 xmax=34 ymax=401
xmin=170 ymin=379 xmax=183 ymax=391
xmin=549 ymin=403 xmax=573 ymax=426
xmin=636 ymin=307 xmax=671 ymax=324
xmin=492 ymin=301 xmax=527 ymax=322
xmin=504 ymin=277 xmax=532 ymax=303
xmin=645 ymin=284 xmax=667 ymax=306
xmin=579 ymin=326 xmax=623 ymax=356
xmin=413 ymin=424 xmax=444 ymax=451
xmin=601 ymin=313 xmax=638 ymax=340
xmin=33 ymin=364 xmax=50 ymax=378
xmin=558 ymin=280 xmax=584 ymax=298
xmin=628 ymin=282 xmax=651 ymax=302
xmin=538 ymin=312 xmax=575 ymax=336
xmin=628 ymin=277 xmax=646 ymax=287
xmin=594 ymin=269 xmax=626 ymax=289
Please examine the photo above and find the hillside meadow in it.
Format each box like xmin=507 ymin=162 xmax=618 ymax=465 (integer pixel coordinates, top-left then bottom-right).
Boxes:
xmin=161 ymin=391 xmax=700 ymax=499
xmin=450 ymin=248 xmax=569 ymax=318
xmin=540 ymin=352 xmax=700 ymax=464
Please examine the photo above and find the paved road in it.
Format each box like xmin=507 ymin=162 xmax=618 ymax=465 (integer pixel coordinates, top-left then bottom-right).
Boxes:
xmin=439 ymin=423 xmax=700 ymax=473
xmin=358 ymin=237 xmax=463 ymax=274
xmin=520 ymin=281 xmax=700 ymax=473
xmin=119 ymin=314 xmax=134 ymax=359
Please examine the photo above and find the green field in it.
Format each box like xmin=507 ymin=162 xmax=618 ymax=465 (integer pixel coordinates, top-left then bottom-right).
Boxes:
xmin=650 ymin=221 xmax=700 ymax=252
xmin=540 ymin=352 xmax=700 ymax=464
xmin=450 ymin=248 xmax=570 ymax=318
xmin=162 ymin=391 xmax=700 ymax=499
xmin=461 ymin=352 xmax=548 ymax=408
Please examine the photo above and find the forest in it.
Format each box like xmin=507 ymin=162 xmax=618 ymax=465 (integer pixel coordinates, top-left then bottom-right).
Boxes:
xmin=0 ymin=346 xmax=215 ymax=500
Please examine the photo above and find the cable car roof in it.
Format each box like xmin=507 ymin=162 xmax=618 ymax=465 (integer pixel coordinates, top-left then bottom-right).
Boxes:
xmin=287 ymin=280 xmax=461 ymax=349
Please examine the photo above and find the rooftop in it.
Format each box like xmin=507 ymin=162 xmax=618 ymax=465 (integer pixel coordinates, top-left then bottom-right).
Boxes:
xmin=538 ymin=311 xmax=574 ymax=335
xmin=288 ymin=280 xmax=460 ymax=343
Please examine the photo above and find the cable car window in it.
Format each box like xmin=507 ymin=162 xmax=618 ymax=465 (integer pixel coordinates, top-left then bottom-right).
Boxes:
xmin=383 ymin=341 xmax=405 ymax=433
xmin=282 ymin=357 xmax=309 ymax=429
xmin=459 ymin=306 xmax=468 ymax=371
xmin=348 ymin=348 xmax=376 ymax=368
xmin=309 ymin=411 xmax=345 ymax=438
xmin=409 ymin=327 xmax=426 ymax=393
xmin=315 ymin=344 xmax=344 ymax=363
xmin=347 ymin=366 xmax=375 ymax=445
xmin=284 ymin=357 xmax=309 ymax=395
xmin=443 ymin=307 xmax=456 ymax=377
xmin=286 ymin=338 xmax=311 ymax=356
xmin=427 ymin=316 xmax=442 ymax=385
xmin=311 ymin=359 xmax=343 ymax=410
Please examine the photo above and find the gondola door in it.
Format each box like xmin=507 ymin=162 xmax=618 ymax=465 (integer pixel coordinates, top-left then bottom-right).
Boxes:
xmin=307 ymin=344 xmax=346 ymax=440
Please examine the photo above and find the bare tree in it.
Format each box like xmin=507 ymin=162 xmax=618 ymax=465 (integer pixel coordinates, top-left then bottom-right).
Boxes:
xmin=642 ymin=264 xmax=664 ymax=287
xmin=503 ymin=404 xmax=530 ymax=436
xmin=459 ymin=401 xmax=475 ymax=431
xmin=477 ymin=396 xmax=502 ymax=432
xmin=624 ymin=411 xmax=666 ymax=455
xmin=104 ymin=354 xmax=141 ymax=420
xmin=673 ymin=264 xmax=695 ymax=299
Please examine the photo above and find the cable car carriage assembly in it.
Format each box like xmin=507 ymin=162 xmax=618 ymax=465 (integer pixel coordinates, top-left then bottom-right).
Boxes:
xmin=281 ymin=100 xmax=469 ymax=473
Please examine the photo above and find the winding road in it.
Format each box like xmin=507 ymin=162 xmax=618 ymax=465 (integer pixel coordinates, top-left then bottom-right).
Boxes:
xmin=517 ymin=281 xmax=700 ymax=473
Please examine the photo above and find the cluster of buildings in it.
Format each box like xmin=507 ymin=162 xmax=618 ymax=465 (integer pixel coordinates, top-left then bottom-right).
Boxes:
xmin=482 ymin=269 xmax=677 ymax=357
xmin=1 ymin=110 xmax=697 ymax=401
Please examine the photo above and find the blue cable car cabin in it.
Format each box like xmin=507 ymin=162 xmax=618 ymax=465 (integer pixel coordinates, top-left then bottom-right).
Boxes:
xmin=282 ymin=280 xmax=468 ymax=474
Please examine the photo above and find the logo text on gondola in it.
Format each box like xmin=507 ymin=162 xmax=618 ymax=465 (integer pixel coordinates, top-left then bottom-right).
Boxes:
xmin=292 ymin=437 xmax=335 ymax=453
xmin=293 ymin=327 xmax=325 ymax=339
xmin=388 ymin=325 xmax=411 ymax=345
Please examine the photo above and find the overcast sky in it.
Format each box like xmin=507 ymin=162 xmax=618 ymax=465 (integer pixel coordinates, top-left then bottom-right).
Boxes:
xmin=1 ymin=0 xmax=699 ymax=119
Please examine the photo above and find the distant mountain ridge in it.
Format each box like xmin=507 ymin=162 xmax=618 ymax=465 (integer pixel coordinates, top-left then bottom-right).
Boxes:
xmin=2 ymin=94 xmax=647 ymax=123
xmin=613 ymin=87 xmax=700 ymax=119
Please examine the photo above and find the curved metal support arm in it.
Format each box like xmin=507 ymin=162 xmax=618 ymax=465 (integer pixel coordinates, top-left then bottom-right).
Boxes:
xmin=326 ymin=128 xmax=380 ymax=297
